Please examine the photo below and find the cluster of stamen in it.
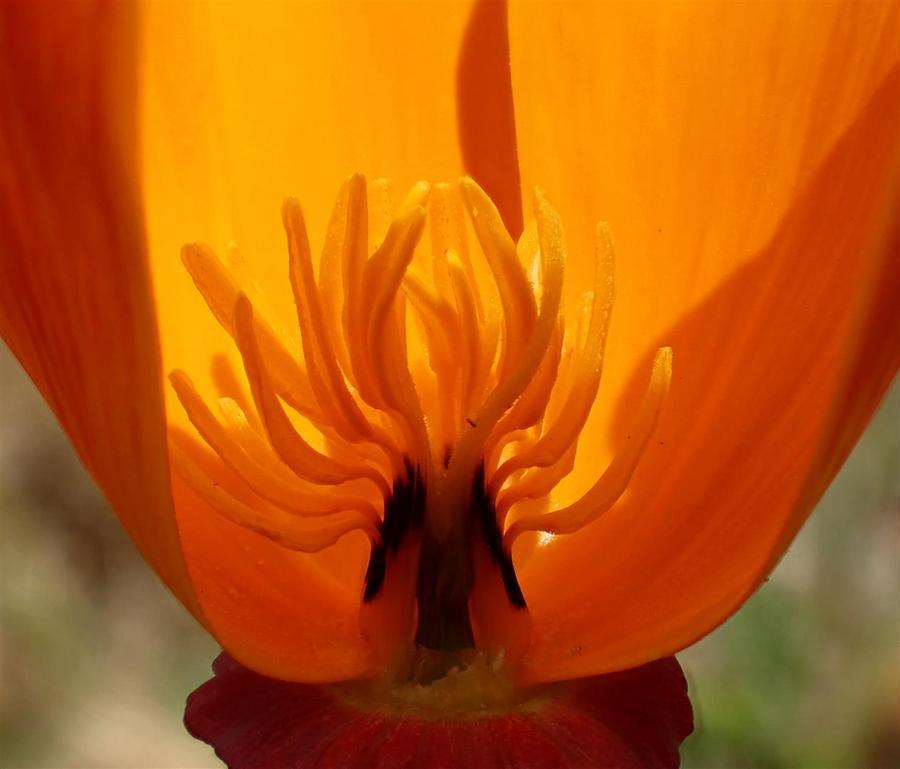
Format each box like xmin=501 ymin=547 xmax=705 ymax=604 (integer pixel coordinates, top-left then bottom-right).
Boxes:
xmin=168 ymin=175 xmax=671 ymax=605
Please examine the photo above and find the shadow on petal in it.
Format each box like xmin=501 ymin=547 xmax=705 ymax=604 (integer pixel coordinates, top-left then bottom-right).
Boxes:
xmin=520 ymin=66 xmax=900 ymax=682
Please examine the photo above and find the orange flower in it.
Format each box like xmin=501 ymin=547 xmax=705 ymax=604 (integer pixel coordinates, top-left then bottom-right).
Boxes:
xmin=1 ymin=1 xmax=898 ymax=766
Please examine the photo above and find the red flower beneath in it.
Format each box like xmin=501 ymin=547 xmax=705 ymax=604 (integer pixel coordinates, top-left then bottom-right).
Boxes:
xmin=185 ymin=654 xmax=693 ymax=769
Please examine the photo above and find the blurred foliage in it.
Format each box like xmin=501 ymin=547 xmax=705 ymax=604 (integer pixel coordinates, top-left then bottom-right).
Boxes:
xmin=0 ymin=343 xmax=897 ymax=768
xmin=0 ymin=348 xmax=219 ymax=768
xmin=681 ymin=384 xmax=899 ymax=769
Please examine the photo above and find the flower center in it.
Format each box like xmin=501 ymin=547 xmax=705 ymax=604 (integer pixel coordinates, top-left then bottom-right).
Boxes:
xmin=168 ymin=176 xmax=671 ymax=664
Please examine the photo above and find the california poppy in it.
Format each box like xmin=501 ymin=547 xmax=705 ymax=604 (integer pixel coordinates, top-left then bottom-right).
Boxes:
xmin=1 ymin=1 xmax=898 ymax=768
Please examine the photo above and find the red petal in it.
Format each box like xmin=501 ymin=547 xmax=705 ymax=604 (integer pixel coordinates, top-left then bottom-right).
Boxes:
xmin=185 ymin=653 xmax=693 ymax=769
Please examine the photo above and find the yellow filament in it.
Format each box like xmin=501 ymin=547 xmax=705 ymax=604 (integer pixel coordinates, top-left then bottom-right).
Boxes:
xmin=316 ymin=179 xmax=354 ymax=380
xmin=282 ymin=198 xmax=347 ymax=432
xmin=210 ymin=354 xmax=265 ymax=435
xmin=180 ymin=243 xmax=321 ymax=420
xmin=362 ymin=204 xmax=426 ymax=398
xmin=447 ymin=251 xmax=498 ymax=422
xmin=484 ymin=318 xmax=564 ymax=471
xmin=403 ymin=274 xmax=461 ymax=449
xmin=170 ymin=175 xmax=671 ymax=567
xmin=283 ymin=198 xmax=402 ymax=468
xmin=347 ymin=190 xmax=415 ymax=410
xmin=363 ymin=205 xmax=432 ymax=462
xmin=170 ymin=371 xmax=378 ymax=521
xmin=342 ymin=175 xmax=380 ymax=406
xmin=438 ymin=189 xmax=565 ymax=536
xmin=488 ymin=222 xmax=616 ymax=497
xmin=368 ymin=178 xmax=394 ymax=252
xmin=516 ymin=220 xmax=540 ymax=282
xmin=170 ymin=441 xmax=379 ymax=551
xmin=233 ymin=294 xmax=391 ymax=497
xmin=459 ymin=178 xmax=537 ymax=382
xmin=215 ymin=399 xmax=382 ymax=519
xmin=430 ymin=183 xmax=480 ymax=317
xmin=503 ymin=347 xmax=673 ymax=548
xmin=495 ymin=442 xmax=578 ymax=525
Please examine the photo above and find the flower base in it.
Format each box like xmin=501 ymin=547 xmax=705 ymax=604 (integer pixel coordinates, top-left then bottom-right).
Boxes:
xmin=185 ymin=653 xmax=693 ymax=769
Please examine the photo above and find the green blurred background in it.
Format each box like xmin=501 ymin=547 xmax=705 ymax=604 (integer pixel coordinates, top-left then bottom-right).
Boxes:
xmin=1 ymin=344 xmax=897 ymax=769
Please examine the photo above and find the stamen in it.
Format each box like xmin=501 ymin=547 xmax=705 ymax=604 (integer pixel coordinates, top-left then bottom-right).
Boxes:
xmin=210 ymin=354 xmax=264 ymax=435
xmin=502 ymin=347 xmax=673 ymax=548
xmin=342 ymin=174 xmax=373 ymax=399
xmin=447 ymin=250 xmax=498 ymax=421
xmin=484 ymin=318 xmax=564 ymax=472
xmin=495 ymin=442 xmax=577 ymax=525
xmin=362 ymin=203 xmax=431 ymax=463
xmin=368 ymin=178 xmax=395 ymax=252
xmin=403 ymin=274 xmax=461 ymax=449
xmin=488 ymin=222 xmax=616 ymax=498
xmin=170 ymin=440 xmax=379 ymax=552
xmin=283 ymin=197 xmax=402 ymax=469
xmin=316 ymin=178 xmax=354 ymax=380
xmin=169 ymin=175 xmax=672 ymax=647
xmin=429 ymin=183 xmax=478 ymax=316
xmin=180 ymin=243 xmax=321 ymax=420
xmin=232 ymin=294 xmax=391 ymax=497
xmin=438 ymin=189 xmax=565 ymax=536
xmin=215 ymin=397 xmax=378 ymax=508
xmin=283 ymin=197 xmax=353 ymax=435
xmin=169 ymin=371 xmax=379 ymax=522
xmin=459 ymin=178 xmax=537 ymax=383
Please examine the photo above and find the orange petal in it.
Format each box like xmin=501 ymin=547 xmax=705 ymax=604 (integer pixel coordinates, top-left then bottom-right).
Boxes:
xmin=173 ymin=473 xmax=378 ymax=681
xmin=0 ymin=2 xmax=201 ymax=620
xmin=3 ymin=0 xmax=481 ymax=682
xmin=508 ymin=2 xmax=900 ymax=680
xmin=138 ymin=1 xmax=477 ymax=678
xmin=142 ymin=0 xmax=477 ymax=411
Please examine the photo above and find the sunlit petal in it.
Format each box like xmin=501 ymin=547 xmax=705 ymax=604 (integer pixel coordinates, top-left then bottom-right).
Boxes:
xmin=141 ymin=0 xmax=477 ymax=678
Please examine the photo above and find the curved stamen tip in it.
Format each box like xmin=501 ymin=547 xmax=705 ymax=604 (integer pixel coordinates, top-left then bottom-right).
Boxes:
xmin=655 ymin=344 xmax=673 ymax=369
xmin=180 ymin=242 xmax=218 ymax=285
xmin=180 ymin=242 xmax=202 ymax=265
xmin=399 ymin=181 xmax=432 ymax=214
xmin=281 ymin=195 xmax=304 ymax=225
xmin=168 ymin=367 xmax=192 ymax=392
xmin=532 ymin=186 xmax=551 ymax=210
xmin=503 ymin=344 xmax=674 ymax=550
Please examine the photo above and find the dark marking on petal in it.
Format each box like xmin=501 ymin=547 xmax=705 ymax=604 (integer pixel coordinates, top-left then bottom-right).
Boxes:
xmin=363 ymin=460 xmax=424 ymax=602
xmin=473 ymin=463 xmax=527 ymax=608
